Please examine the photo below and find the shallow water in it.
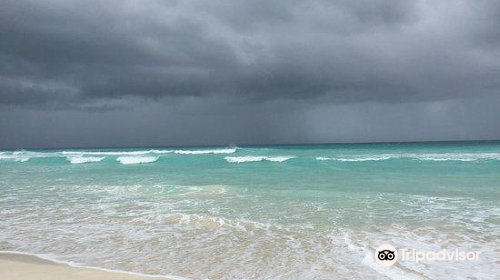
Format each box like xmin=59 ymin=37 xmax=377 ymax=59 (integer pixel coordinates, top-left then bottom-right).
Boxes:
xmin=1 ymin=141 xmax=499 ymax=279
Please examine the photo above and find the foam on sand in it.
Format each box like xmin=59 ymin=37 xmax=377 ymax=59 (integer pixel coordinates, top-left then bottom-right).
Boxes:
xmin=225 ymin=156 xmax=295 ymax=163
xmin=117 ymin=156 xmax=159 ymax=165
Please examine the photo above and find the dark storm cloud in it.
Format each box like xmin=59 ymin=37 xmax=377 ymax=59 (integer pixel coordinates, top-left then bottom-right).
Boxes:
xmin=2 ymin=0 xmax=500 ymax=149
xmin=2 ymin=0 xmax=500 ymax=108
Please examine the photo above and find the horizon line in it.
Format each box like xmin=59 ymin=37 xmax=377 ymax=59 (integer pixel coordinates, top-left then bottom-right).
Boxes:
xmin=1 ymin=138 xmax=499 ymax=151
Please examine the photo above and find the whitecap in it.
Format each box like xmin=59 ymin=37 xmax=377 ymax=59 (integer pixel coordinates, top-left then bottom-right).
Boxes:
xmin=149 ymin=149 xmax=173 ymax=154
xmin=174 ymin=148 xmax=237 ymax=155
xmin=315 ymin=156 xmax=391 ymax=162
xmin=62 ymin=150 xmax=172 ymax=156
xmin=116 ymin=156 xmax=159 ymax=165
xmin=225 ymin=156 xmax=295 ymax=163
xmin=337 ymin=156 xmax=392 ymax=162
xmin=266 ymin=156 xmax=295 ymax=162
xmin=0 ymin=154 xmax=31 ymax=162
xmin=315 ymin=152 xmax=500 ymax=162
xmin=62 ymin=148 xmax=235 ymax=156
xmin=316 ymin=157 xmax=332 ymax=161
xmin=414 ymin=153 xmax=492 ymax=161
xmin=67 ymin=156 xmax=105 ymax=164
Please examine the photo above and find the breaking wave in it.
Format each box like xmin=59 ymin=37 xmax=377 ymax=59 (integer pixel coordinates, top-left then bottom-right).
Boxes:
xmin=225 ymin=156 xmax=295 ymax=163
xmin=67 ymin=156 xmax=105 ymax=164
xmin=63 ymin=147 xmax=236 ymax=156
xmin=316 ymin=156 xmax=391 ymax=162
xmin=0 ymin=147 xmax=236 ymax=162
xmin=0 ymin=154 xmax=31 ymax=162
xmin=316 ymin=153 xmax=500 ymax=162
xmin=174 ymin=148 xmax=237 ymax=155
xmin=2 ymin=148 xmax=500 ymax=165
xmin=116 ymin=156 xmax=159 ymax=165
xmin=62 ymin=150 xmax=172 ymax=156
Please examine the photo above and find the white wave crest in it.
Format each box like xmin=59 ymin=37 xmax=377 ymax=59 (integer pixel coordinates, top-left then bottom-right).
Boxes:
xmin=67 ymin=156 xmax=105 ymax=164
xmin=225 ymin=156 xmax=295 ymax=163
xmin=116 ymin=156 xmax=159 ymax=165
xmin=417 ymin=156 xmax=477 ymax=161
xmin=149 ymin=149 xmax=173 ymax=154
xmin=340 ymin=156 xmax=392 ymax=162
xmin=315 ymin=157 xmax=332 ymax=161
xmin=62 ymin=150 xmax=172 ymax=156
xmin=174 ymin=148 xmax=237 ymax=155
xmin=316 ymin=152 xmax=500 ymax=162
xmin=316 ymin=156 xmax=392 ymax=162
xmin=62 ymin=148 xmax=234 ymax=156
xmin=0 ymin=155 xmax=31 ymax=162
xmin=410 ymin=152 xmax=500 ymax=161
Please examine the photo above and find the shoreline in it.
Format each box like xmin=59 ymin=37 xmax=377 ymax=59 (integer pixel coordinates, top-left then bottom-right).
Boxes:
xmin=0 ymin=252 xmax=179 ymax=280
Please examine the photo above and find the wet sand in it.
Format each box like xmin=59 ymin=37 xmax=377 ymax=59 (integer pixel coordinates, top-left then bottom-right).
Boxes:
xmin=0 ymin=252 xmax=170 ymax=280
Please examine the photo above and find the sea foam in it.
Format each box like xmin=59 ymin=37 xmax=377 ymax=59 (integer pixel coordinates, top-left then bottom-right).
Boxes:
xmin=67 ymin=156 xmax=105 ymax=164
xmin=62 ymin=150 xmax=172 ymax=156
xmin=0 ymin=154 xmax=31 ymax=162
xmin=174 ymin=148 xmax=237 ymax=155
xmin=61 ymin=148 xmax=235 ymax=156
xmin=316 ymin=156 xmax=391 ymax=162
xmin=315 ymin=153 xmax=500 ymax=162
xmin=225 ymin=156 xmax=295 ymax=163
xmin=116 ymin=156 xmax=159 ymax=165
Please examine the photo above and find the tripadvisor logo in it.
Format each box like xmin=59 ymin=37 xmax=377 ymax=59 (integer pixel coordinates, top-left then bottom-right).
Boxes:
xmin=375 ymin=244 xmax=481 ymax=267
xmin=375 ymin=244 xmax=397 ymax=266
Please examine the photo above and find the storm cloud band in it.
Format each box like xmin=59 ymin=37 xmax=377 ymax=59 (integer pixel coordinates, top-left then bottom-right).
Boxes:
xmin=1 ymin=0 xmax=500 ymax=108
xmin=1 ymin=0 xmax=500 ymax=149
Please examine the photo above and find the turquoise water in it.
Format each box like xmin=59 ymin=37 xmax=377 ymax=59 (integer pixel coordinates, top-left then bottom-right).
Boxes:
xmin=1 ymin=141 xmax=499 ymax=279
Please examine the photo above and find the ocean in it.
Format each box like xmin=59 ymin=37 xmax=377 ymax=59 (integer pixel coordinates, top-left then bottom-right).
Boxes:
xmin=0 ymin=141 xmax=499 ymax=280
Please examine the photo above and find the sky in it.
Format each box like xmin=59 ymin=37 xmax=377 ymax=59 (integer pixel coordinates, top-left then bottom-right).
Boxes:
xmin=1 ymin=0 xmax=500 ymax=149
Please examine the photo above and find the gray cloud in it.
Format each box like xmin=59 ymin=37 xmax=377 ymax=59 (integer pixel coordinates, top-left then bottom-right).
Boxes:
xmin=1 ymin=0 xmax=500 ymax=148
xmin=1 ymin=0 xmax=499 ymax=107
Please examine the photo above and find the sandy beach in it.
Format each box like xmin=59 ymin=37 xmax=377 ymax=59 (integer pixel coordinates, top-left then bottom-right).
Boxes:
xmin=0 ymin=253 xmax=166 ymax=280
